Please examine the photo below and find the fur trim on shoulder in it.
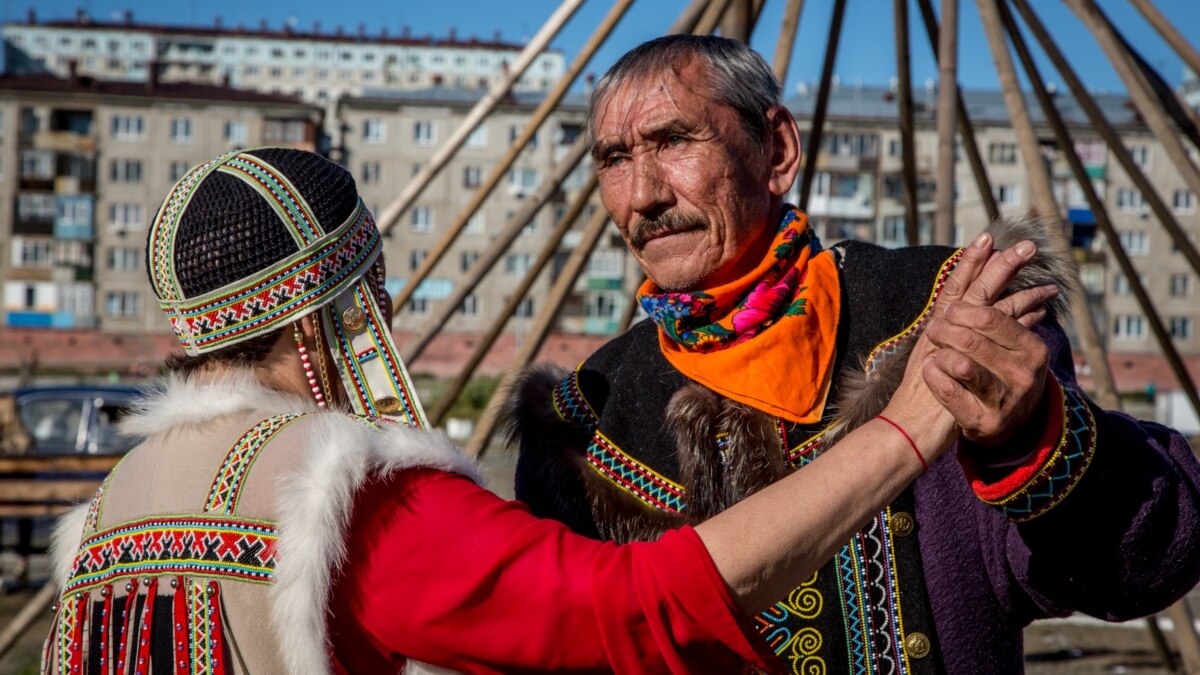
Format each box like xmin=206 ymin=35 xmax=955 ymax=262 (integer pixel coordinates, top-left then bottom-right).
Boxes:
xmin=119 ymin=373 xmax=316 ymax=438
xmin=270 ymin=413 xmax=478 ymax=675
xmin=827 ymin=216 xmax=1075 ymax=445
xmin=50 ymin=502 xmax=89 ymax=588
xmin=497 ymin=363 xmax=574 ymax=449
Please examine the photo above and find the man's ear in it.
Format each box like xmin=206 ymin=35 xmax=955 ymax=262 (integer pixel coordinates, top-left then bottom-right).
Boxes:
xmin=765 ymin=105 xmax=802 ymax=198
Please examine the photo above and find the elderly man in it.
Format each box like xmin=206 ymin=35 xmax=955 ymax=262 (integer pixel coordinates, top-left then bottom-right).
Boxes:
xmin=508 ymin=35 xmax=1200 ymax=674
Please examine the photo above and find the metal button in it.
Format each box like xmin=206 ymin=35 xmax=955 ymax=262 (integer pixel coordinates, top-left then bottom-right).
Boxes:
xmin=342 ymin=307 xmax=367 ymax=332
xmin=890 ymin=511 xmax=915 ymax=538
xmin=374 ymin=396 xmax=401 ymax=414
xmin=905 ymin=632 xmax=931 ymax=659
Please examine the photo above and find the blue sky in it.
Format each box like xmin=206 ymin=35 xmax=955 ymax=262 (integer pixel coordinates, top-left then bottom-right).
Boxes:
xmin=8 ymin=0 xmax=1199 ymax=94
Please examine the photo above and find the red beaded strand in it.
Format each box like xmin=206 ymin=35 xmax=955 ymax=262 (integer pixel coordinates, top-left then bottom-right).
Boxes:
xmin=294 ymin=324 xmax=326 ymax=409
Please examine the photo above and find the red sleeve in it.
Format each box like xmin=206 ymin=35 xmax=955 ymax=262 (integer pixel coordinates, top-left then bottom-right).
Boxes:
xmin=327 ymin=468 xmax=770 ymax=675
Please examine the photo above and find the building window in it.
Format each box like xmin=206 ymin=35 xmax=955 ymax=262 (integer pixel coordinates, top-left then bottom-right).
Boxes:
xmin=107 ymin=247 xmax=142 ymax=271
xmin=109 ymin=203 xmax=145 ymax=231
xmin=363 ymin=118 xmax=386 ymax=144
xmin=1170 ymin=316 xmax=1193 ymax=340
xmin=509 ymin=168 xmax=539 ymax=195
xmin=466 ymin=124 xmax=487 ymax=148
xmin=887 ymin=138 xmax=900 ymax=158
xmin=459 ymin=294 xmax=479 ymax=317
xmin=110 ymin=114 xmax=144 ymax=140
xmin=516 ymin=297 xmax=535 ymax=318
xmin=408 ymin=298 xmax=428 ymax=315
xmin=1116 ymin=187 xmax=1147 ymax=213
xmin=1173 ymin=190 xmax=1196 ymax=215
xmin=1170 ymin=273 xmax=1191 ymax=297
xmin=17 ymin=193 xmax=56 ymax=221
xmin=987 ymin=143 xmax=1018 ymax=164
xmin=413 ymin=121 xmax=435 ymax=146
xmin=1128 ymin=145 xmax=1151 ymax=169
xmin=105 ymin=291 xmax=142 ymax=318
xmin=505 ymin=253 xmax=533 ymax=274
xmin=361 ymin=161 xmax=381 ymax=185
xmin=1112 ymin=271 xmax=1133 ymax=296
xmin=1113 ymin=314 xmax=1146 ymax=340
xmin=20 ymin=150 xmax=54 ymax=179
xmin=264 ymin=120 xmax=306 ymax=144
xmin=463 ymin=165 xmax=482 ymax=188
xmin=509 ymin=124 xmax=537 ymax=148
xmin=994 ymin=184 xmax=1020 ymax=207
xmin=1079 ymin=263 xmax=1105 ymax=294
xmin=1118 ymin=230 xmax=1149 ymax=256
xmin=460 ymin=250 xmax=479 ymax=272
xmin=409 ymin=249 xmax=427 ymax=272
xmin=109 ymin=159 xmax=143 ymax=183
xmin=16 ymin=239 xmax=53 ymax=267
xmin=223 ymin=121 xmax=248 ymax=145
xmin=169 ymin=117 xmax=193 ymax=143
xmin=465 ymin=212 xmax=485 ymax=234
xmin=411 ymin=206 xmax=433 ymax=232
xmin=169 ymin=161 xmax=190 ymax=182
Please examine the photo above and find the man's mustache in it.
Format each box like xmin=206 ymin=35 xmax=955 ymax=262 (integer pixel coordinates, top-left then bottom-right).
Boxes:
xmin=629 ymin=211 xmax=708 ymax=249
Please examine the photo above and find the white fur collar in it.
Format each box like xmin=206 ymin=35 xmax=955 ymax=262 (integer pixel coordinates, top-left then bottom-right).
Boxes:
xmin=119 ymin=373 xmax=318 ymax=438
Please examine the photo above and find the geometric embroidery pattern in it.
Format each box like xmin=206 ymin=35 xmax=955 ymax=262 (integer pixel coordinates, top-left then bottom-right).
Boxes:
xmin=206 ymin=414 xmax=308 ymax=514
xmin=219 ymin=154 xmax=321 ymax=247
xmin=160 ymin=202 xmax=380 ymax=355
xmin=64 ymin=516 xmax=277 ymax=595
xmin=862 ymin=248 xmax=963 ymax=379
xmin=188 ymin=579 xmax=225 ymax=675
xmin=585 ymin=432 xmax=685 ymax=514
xmin=983 ymin=385 xmax=1097 ymax=522
xmin=833 ymin=509 xmax=911 ymax=675
xmin=553 ymin=367 xmax=599 ymax=432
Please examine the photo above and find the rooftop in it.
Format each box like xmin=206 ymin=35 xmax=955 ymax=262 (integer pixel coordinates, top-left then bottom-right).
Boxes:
xmin=0 ymin=72 xmax=317 ymax=107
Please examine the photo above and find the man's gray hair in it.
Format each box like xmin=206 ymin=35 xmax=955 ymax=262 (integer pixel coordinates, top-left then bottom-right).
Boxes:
xmin=588 ymin=35 xmax=783 ymax=149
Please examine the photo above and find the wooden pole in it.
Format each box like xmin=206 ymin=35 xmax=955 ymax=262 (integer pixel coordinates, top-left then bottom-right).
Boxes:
xmin=669 ymin=0 xmax=714 ymax=34
xmin=375 ymin=0 xmax=585 ymax=236
xmin=934 ymin=0 xmax=959 ymax=244
xmin=1001 ymin=4 xmax=1200 ymax=672
xmin=719 ymin=0 xmax=754 ymax=41
xmin=1127 ymin=0 xmax=1200 ymax=81
xmin=429 ymin=174 xmax=598 ymax=427
xmin=894 ymin=0 xmax=921 ymax=245
xmin=1009 ymin=0 xmax=1200 ymax=288
xmin=0 ymin=583 xmax=55 ymax=660
xmin=696 ymin=0 xmax=735 ymax=36
xmin=915 ymin=0 xmax=999 ymax=223
xmin=976 ymin=0 xmax=1121 ymax=413
xmin=772 ymin=0 xmax=806 ymax=84
xmin=798 ymin=0 xmax=849 ymax=211
xmin=616 ymin=273 xmax=645 ymax=333
xmin=465 ymin=208 xmax=613 ymax=457
xmin=1064 ymin=0 xmax=1200 ymax=202
xmin=389 ymin=0 xmax=633 ymax=315
xmin=400 ymin=137 xmax=591 ymax=363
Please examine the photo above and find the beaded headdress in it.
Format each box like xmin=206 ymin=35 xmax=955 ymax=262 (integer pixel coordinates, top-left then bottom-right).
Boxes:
xmin=147 ymin=148 xmax=427 ymax=427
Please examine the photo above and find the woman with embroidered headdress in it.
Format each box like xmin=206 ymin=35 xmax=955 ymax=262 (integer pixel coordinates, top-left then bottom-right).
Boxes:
xmin=41 ymin=148 xmax=1047 ymax=674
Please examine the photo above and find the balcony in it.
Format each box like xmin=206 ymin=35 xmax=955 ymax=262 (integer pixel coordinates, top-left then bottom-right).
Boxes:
xmin=29 ymin=130 xmax=97 ymax=153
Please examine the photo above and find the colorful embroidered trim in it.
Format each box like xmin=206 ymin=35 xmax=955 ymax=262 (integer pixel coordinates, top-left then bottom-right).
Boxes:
xmin=322 ymin=278 xmax=428 ymax=426
xmin=836 ymin=509 xmax=912 ymax=675
xmin=161 ymin=202 xmax=380 ymax=355
xmin=84 ymin=465 xmax=119 ymax=534
xmin=219 ymin=154 xmax=321 ymax=247
xmin=974 ymin=381 xmax=1097 ymax=521
xmin=206 ymin=413 xmax=308 ymax=514
xmin=65 ymin=516 xmax=278 ymax=594
xmin=786 ymin=429 xmax=827 ymax=468
xmin=862 ymin=248 xmax=964 ymax=379
xmin=150 ymin=151 xmax=241 ymax=303
xmin=188 ymin=579 xmax=228 ymax=675
xmin=584 ymin=431 xmax=685 ymax=514
xmin=552 ymin=366 xmax=599 ymax=432
xmin=754 ymin=571 xmax=826 ymax=672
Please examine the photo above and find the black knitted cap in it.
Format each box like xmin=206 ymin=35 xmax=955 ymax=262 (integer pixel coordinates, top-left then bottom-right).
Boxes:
xmin=165 ymin=148 xmax=359 ymax=298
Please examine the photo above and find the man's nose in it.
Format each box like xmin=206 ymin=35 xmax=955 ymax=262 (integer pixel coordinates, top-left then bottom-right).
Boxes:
xmin=629 ymin=155 xmax=674 ymax=216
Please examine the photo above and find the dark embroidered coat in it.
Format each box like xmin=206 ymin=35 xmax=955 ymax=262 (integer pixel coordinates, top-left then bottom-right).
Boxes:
xmin=506 ymin=226 xmax=1200 ymax=675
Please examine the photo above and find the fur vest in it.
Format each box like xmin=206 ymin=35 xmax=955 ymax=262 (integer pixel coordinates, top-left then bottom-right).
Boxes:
xmin=45 ymin=374 xmax=476 ymax=675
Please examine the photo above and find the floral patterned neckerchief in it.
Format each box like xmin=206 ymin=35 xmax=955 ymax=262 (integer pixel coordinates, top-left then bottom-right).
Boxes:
xmin=638 ymin=208 xmax=842 ymax=424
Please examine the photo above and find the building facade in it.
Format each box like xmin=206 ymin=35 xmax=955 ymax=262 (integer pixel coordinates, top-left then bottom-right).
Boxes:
xmin=2 ymin=11 xmax=565 ymax=108
xmin=0 ymin=73 xmax=321 ymax=332
xmin=785 ymin=84 xmax=1200 ymax=357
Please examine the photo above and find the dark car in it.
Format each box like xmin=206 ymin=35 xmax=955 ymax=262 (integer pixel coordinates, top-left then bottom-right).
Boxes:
xmin=13 ymin=385 xmax=143 ymax=455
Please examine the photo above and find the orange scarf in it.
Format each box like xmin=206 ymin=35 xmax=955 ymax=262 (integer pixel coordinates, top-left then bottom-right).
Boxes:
xmin=638 ymin=209 xmax=841 ymax=424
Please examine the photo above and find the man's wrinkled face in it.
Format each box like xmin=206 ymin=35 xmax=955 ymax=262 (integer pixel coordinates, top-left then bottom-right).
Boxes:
xmin=592 ymin=59 xmax=777 ymax=292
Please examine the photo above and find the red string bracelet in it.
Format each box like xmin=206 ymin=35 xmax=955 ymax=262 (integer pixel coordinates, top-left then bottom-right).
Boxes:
xmin=875 ymin=415 xmax=928 ymax=472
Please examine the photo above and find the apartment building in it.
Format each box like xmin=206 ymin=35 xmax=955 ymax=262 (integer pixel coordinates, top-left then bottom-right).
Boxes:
xmin=2 ymin=10 xmax=565 ymax=108
xmin=0 ymin=72 xmax=321 ymax=332
xmin=339 ymin=88 xmax=635 ymax=338
xmin=785 ymin=84 xmax=1200 ymax=356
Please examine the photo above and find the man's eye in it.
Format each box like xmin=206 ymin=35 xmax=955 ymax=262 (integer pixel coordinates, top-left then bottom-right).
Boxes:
xmin=606 ymin=155 xmax=628 ymax=168
xmin=667 ymin=134 xmax=686 ymax=147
